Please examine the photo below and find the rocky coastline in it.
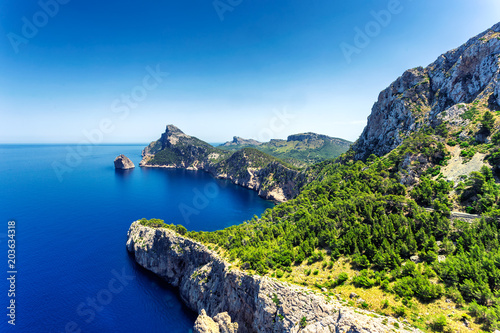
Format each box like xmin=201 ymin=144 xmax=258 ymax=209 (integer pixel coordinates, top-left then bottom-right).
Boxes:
xmin=139 ymin=125 xmax=307 ymax=203
xmin=126 ymin=221 xmax=421 ymax=333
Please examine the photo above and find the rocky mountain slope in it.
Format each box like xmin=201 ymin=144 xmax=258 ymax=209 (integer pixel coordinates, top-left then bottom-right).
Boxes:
xmin=140 ymin=125 xmax=307 ymax=202
xmin=220 ymin=132 xmax=351 ymax=167
xmin=127 ymin=220 xmax=421 ymax=333
xmin=127 ymin=22 xmax=500 ymax=333
xmin=221 ymin=136 xmax=262 ymax=147
xmin=353 ymin=22 xmax=500 ymax=161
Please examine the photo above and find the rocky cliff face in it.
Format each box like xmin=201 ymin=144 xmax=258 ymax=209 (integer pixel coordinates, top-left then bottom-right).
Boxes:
xmin=221 ymin=136 xmax=263 ymax=147
xmin=127 ymin=221 xmax=421 ymax=333
xmin=140 ymin=125 xmax=306 ymax=202
xmin=353 ymin=22 xmax=500 ymax=160
xmin=114 ymin=154 xmax=135 ymax=169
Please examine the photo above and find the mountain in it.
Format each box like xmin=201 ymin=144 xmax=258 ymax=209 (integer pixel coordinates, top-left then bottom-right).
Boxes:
xmin=132 ymin=23 xmax=500 ymax=332
xmin=220 ymin=136 xmax=262 ymax=147
xmin=353 ymin=22 xmax=500 ymax=161
xmin=219 ymin=132 xmax=352 ymax=167
xmin=140 ymin=125 xmax=307 ymax=202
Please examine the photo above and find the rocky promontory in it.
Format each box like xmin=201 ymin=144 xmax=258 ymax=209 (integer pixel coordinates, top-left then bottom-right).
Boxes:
xmin=140 ymin=125 xmax=307 ymax=202
xmin=126 ymin=221 xmax=421 ymax=333
xmin=114 ymin=154 xmax=135 ymax=169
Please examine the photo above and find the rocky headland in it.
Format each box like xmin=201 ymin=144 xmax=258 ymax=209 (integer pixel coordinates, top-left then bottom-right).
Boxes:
xmin=139 ymin=125 xmax=307 ymax=202
xmin=126 ymin=221 xmax=420 ymax=333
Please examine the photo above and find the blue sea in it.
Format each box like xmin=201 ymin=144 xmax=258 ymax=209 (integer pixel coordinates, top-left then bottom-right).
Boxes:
xmin=0 ymin=144 xmax=274 ymax=333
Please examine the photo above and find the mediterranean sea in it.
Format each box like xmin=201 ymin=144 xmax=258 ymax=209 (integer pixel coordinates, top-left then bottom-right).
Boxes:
xmin=0 ymin=144 xmax=274 ymax=333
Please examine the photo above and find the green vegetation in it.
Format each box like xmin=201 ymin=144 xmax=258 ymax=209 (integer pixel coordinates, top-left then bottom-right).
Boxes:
xmin=141 ymin=99 xmax=500 ymax=331
xmin=219 ymin=134 xmax=352 ymax=168
xmin=299 ymin=316 xmax=307 ymax=328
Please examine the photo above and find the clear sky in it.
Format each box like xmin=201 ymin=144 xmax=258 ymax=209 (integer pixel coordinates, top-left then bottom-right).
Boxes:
xmin=1 ymin=0 xmax=499 ymax=144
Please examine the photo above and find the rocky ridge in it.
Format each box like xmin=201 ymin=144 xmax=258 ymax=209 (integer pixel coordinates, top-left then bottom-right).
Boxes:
xmin=220 ymin=132 xmax=352 ymax=168
xmin=114 ymin=154 xmax=135 ymax=169
xmin=353 ymin=22 xmax=500 ymax=160
xmin=221 ymin=136 xmax=263 ymax=147
xmin=140 ymin=125 xmax=307 ymax=202
xmin=127 ymin=221 xmax=421 ymax=333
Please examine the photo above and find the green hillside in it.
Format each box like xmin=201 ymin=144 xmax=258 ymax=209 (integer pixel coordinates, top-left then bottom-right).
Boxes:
xmin=219 ymin=133 xmax=352 ymax=168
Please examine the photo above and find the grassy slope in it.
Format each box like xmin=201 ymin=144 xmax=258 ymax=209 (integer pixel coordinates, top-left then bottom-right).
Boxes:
xmin=147 ymin=100 xmax=500 ymax=332
xmin=219 ymin=137 xmax=352 ymax=168
xmin=142 ymin=96 xmax=500 ymax=332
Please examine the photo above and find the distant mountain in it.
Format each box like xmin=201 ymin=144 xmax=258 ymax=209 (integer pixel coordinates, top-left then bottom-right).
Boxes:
xmin=220 ymin=136 xmax=262 ymax=147
xmin=140 ymin=125 xmax=307 ymax=202
xmin=219 ymin=132 xmax=352 ymax=167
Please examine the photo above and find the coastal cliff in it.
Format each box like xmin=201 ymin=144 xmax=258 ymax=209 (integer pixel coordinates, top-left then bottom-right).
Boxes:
xmin=353 ymin=22 xmax=500 ymax=160
xmin=126 ymin=221 xmax=420 ymax=333
xmin=140 ymin=125 xmax=307 ymax=202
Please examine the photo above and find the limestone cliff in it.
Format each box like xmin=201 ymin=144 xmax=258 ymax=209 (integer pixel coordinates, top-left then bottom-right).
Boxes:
xmin=353 ymin=22 xmax=500 ymax=160
xmin=127 ymin=221 xmax=421 ymax=333
xmin=140 ymin=125 xmax=307 ymax=202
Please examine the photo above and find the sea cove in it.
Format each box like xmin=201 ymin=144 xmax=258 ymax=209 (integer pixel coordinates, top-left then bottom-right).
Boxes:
xmin=0 ymin=144 xmax=274 ymax=333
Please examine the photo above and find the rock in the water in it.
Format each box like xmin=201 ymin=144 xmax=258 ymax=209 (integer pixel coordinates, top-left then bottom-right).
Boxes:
xmin=114 ymin=154 xmax=135 ymax=170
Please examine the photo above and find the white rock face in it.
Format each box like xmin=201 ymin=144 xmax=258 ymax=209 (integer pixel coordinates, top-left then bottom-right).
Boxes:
xmin=114 ymin=154 xmax=135 ymax=169
xmin=126 ymin=222 xmax=422 ymax=333
xmin=353 ymin=22 xmax=500 ymax=160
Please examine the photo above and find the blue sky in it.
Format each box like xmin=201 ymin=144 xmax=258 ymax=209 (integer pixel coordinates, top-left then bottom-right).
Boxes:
xmin=1 ymin=0 xmax=499 ymax=144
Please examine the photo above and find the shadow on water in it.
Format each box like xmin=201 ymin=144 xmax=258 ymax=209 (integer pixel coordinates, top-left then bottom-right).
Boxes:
xmin=114 ymin=168 xmax=135 ymax=180
xmin=126 ymin=251 xmax=197 ymax=321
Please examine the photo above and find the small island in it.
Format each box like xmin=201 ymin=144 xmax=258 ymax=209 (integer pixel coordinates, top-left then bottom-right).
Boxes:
xmin=114 ymin=154 xmax=135 ymax=170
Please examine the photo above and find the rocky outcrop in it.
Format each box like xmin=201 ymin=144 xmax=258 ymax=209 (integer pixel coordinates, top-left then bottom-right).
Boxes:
xmin=114 ymin=154 xmax=135 ymax=169
xmin=127 ymin=221 xmax=421 ymax=333
xmin=286 ymin=132 xmax=348 ymax=147
xmin=353 ymin=22 xmax=500 ymax=160
xmin=221 ymin=137 xmax=262 ymax=147
xmin=140 ymin=125 xmax=307 ymax=202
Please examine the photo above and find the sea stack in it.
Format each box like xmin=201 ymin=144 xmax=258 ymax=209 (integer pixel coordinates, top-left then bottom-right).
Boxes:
xmin=114 ymin=154 xmax=135 ymax=170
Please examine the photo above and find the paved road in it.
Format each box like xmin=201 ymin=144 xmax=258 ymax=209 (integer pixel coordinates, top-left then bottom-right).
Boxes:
xmin=423 ymin=207 xmax=481 ymax=221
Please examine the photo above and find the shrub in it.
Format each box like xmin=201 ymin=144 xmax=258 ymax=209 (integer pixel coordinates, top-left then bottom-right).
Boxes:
xmin=430 ymin=315 xmax=448 ymax=332
xmin=299 ymin=316 xmax=307 ymax=328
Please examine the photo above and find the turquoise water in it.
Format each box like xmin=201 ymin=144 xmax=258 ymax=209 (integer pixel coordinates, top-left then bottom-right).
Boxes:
xmin=0 ymin=144 xmax=274 ymax=332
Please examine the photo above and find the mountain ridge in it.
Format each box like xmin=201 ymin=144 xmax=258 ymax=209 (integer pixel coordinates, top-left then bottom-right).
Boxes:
xmin=219 ymin=132 xmax=351 ymax=167
xmin=140 ymin=125 xmax=307 ymax=202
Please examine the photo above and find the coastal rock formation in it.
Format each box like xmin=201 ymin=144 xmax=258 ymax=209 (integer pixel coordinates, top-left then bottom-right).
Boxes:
xmin=140 ymin=125 xmax=307 ymax=202
xmin=221 ymin=136 xmax=262 ymax=147
xmin=126 ymin=221 xmax=421 ymax=333
xmin=114 ymin=154 xmax=135 ymax=169
xmin=353 ymin=22 xmax=500 ymax=160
